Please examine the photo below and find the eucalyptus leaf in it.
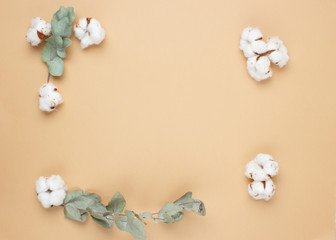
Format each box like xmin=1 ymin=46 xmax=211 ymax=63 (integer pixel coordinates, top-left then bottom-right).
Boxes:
xmin=115 ymin=216 xmax=128 ymax=231
xmin=125 ymin=210 xmax=146 ymax=240
xmin=89 ymin=203 xmax=113 ymax=229
xmin=193 ymin=200 xmax=206 ymax=216
xmin=63 ymin=38 xmax=72 ymax=48
xmin=51 ymin=6 xmax=75 ymax=37
xmin=158 ymin=202 xmax=184 ymax=224
xmin=64 ymin=204 xmax=88 ymax=222
xmin=174 ymin=192 xmax=193 ymax=210
xmin=64 ymin=190 xmax=102 ymax=222
xmin=57 ymin=49 xmax=67 ymax=58
xmin=106 ymin=192 xmax=126 ymax=215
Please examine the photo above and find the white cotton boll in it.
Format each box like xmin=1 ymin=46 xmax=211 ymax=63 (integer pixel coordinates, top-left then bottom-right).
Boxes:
xmin=36 ymin=176 xmax=48 ymax=194
xmin=251 ymin=168 xmax=270 ymax=181
xmin=80 ymin=34 xmax=93 ymax=49
xmin=240 ymin=39 xmax=249 ymax=51
xmin=74 ymin=26 xmax=86 ymax=40
xmin=267 ymin=37 xmax=283 ymax=51
xmin=248 ymin=181 xmax=265 ymax=200
xmin=241 ymin=27 xmax=252 ymax=41
xmin=34 ymin=20 xmax=51 ymax=36
xmin=74 ymin=17 xmax=105 ymax=49
xmin=39 ymin=97 xmax=55 ymax=112
xmin=277 ymin=45 xmax=289 ymax=68
xmin=248 ymin=180 xmax=276 ymax=200
xmin=247 ymin=65 xmax=272 ymax=82
xmin=246 ymin=56 xmax=257 ymax=69
xmin=255 ymin=56 xmax=271 ymax=74
xmin=264 ymin=179 xmax=276 ymax=200
xmin=245 ymin=161 xmax=269 ymax=181
xmin=243 ymin=44 xmax=256 ymax=58
xmin=247 ymin=28 xmax=263 ymax=42
xmin=39 ymin=83 xmax=57 ymax=97
xmin=251 ymin=40 xmax=267 ymax=54
xmin=277 ymin=53 xmax=289 ymax=68
xmin=49 ymin=189 xmax=66 ymax=206
xmin=268 ymin=51 xmax=283 ymax=64
xmin=26 ymin=17 xmax=51 ymax=46
xmin=38 ymin=192 xmax=52 ymax=208
xmin=87 ymin=19 xmax=105 ymax=44
xmin=245 ymin=161 xmax=259 ymax=179
xmin=255 ymin=153 xmax=274 ymax=166
xmin=47 ymin=175 xmax=66 ymax=191
xmin=39 ymin=83 xmax=63 ymax=112
xmin=263 ymin=160 xmax=279 ymax=177
xmin=26 ymin=28 xmax=41 ymax=46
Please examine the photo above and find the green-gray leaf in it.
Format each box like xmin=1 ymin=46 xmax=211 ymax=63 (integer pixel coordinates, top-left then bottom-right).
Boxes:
xmin=193 ymin=200 xmax=206 ymax=216
xmin=89 ymin=203 xmax=113 ymax=229
xmin=64 ymin=204 xmax=88 ymax=222
xmin=51 ymin=6 xmax=75 ymax=37
xmin=64 ymin=190 xmax=101 ymax=222
xmin=46 ymin=56 xmax=64 ymax=76
xmin=115 ymin=216 xmax=127 ymax=231
xmin=57 ymin=49 xmax=66 ymax=58
xmin=174 ymin=192 xmax=193 ymax=210
xmin=63 ymin=38 xmax=72 ymax=48
xmin=158 ymin=202 xmax=184 ymax=224
xmin=125 ymin=210 xmax=146 ymax=240
xmin=106 ymin=192 xmax=126 ymax=215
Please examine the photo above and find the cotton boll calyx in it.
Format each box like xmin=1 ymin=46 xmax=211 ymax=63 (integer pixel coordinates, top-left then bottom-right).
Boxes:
xmin=39 ymin=83 xmax=63 ymax=112
xmin=74 ymin=17 xmax=105 ymax=49
xmin=245 ymin=153 xmax=279 ymax=200
xmin=36 ymin=175 xmax=68 ymax=208
xmin=26 ymin=17 xmax=51 ymax=46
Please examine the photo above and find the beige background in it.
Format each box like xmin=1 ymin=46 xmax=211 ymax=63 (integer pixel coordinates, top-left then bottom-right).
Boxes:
xmin=0 ymin=0 xmax=336 ymax=239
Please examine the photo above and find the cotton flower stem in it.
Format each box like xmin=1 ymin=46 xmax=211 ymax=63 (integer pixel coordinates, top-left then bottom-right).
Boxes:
xmin=47 ymin=72 xmax=50 ymax=83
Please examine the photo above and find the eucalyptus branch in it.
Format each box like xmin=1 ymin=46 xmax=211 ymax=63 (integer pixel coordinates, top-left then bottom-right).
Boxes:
xmin=60 ymin=190 xmax=205 ymax=240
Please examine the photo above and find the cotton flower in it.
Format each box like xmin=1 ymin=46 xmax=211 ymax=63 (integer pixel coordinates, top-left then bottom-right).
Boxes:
xmin=245 ymin=153 xmax=279 ymax=200
xmin=74 ymin=17 xmax=105 ymax=49
xmin=240 ymin=27 xmax=289 ymax=81
xmin=36 ymin=175 xmax=68 ymax=208
xmin=39 ymin=83 xmax=63 ymax=112
xmin=26 ymin=17 xmax=51 ymax=46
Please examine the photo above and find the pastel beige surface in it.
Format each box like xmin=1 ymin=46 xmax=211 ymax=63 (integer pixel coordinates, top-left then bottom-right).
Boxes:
xmin=0 ymin=0 xmax=335 ymax=239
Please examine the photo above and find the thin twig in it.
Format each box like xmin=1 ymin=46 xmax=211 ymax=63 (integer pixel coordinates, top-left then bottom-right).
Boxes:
xmin=47 ymin=72 xmax=50 ymax=83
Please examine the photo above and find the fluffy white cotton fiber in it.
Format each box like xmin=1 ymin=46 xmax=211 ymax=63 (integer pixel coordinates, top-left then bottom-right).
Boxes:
xmin=39 ymin=83 xmax=63 ymax=112
xmin=36 ymin=175 xmax=68 ymax=208
xmin=245 ymin=153 xmax=279 ymax=200
xmin=74 ymin=17 xmax=105 ymax=49
xmin=240 ymin=27 xmax=289 ymax=81
xmin=26 ymin=17 xmax=51 ymax=46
